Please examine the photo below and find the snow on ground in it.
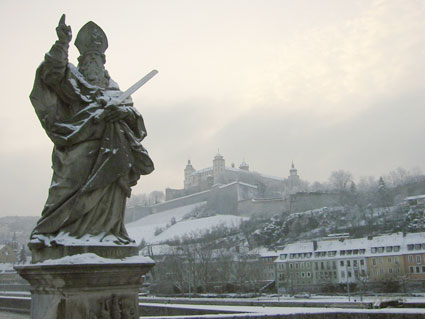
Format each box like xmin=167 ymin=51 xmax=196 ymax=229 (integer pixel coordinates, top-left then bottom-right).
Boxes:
xmin=0 ymin=263 xmax=14 ymax=272
xmin=152 ymin=215 xmax=247 ymax=244
xmin=126 ymin=202 xmax=247 ymax=245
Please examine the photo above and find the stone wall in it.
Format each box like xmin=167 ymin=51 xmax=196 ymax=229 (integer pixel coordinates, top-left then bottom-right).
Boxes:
xmin=289 ymin=192 xmax=341 ymax=213
xmin=0 ymin=296 xmax=30 ymax=314
xmin=238 ymin=198 xmax=288 ymax=218
xmin=151 ymin=190 xmax=211 ymax=214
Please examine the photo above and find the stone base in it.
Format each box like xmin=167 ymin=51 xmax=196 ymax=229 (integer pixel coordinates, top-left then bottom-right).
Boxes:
xmin=15 ymin=258 xmax=154 ymax=319
xmin=29 ymin=243 xmax=139 ymax=263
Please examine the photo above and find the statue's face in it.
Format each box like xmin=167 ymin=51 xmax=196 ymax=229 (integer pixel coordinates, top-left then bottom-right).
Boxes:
xmin=78 ymin=52 xmax=108 ymax=87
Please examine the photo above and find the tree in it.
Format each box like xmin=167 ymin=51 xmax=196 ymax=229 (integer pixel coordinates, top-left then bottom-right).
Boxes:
xmin=18 ymin=245 xmax=27 ymax=264
xmin=377 ymin=177 xmax=391 ymax=207
xmin=329 ymin=170 xmax=353 ymax=191
xmin=149 ymin=190 xmax=165 ymax=205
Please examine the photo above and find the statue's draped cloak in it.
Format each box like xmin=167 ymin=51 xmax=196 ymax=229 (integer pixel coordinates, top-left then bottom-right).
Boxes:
xmin=30 ymin=62 xmax=154 ymax=243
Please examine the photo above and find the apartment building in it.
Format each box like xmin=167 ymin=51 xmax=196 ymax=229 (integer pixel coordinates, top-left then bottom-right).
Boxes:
xmin=275 ymin=232 xmax=425 ymax=292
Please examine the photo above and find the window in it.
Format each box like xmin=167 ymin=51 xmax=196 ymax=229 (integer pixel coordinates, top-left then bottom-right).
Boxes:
xmin=361 ymin=269 xmax=366 ymax=276
xmin=416 ymin=266 xmax=420 ymax=273
xmin=332 ymin=261 xmax=337 ymax=270
xmin=301 ymin=262 xmax=304 ymax=269
xmin=395 ymin=256 xmax=399 ymax=264
xmin=415 ymin=244 xmax=421 ymax=250
xmin=347 ymin=250 xmax=352 ymax=255
xmin=353 ymin=260 xmax=358 ymax=267
xmin=408 ymin=244 xmax=414 ymax=251
xmin=353 ymin=249 xmax=359 ymax=255
xmin=371 ymin=247 xmax=377 ymax=253
xmin=380 ymin=268 xmax=384 ymax=275
xmin=389 ymin=268 xmax=393 ymax=274
xmin=409 ymin=255 xmax=414 ymax=263
xmin=341 ymin=271 xmax=345 ymax=278
xmin=372 ymin=259 xmax=376 ymax=266
xmin=348 ymin=271 xmax=352 ymax=278
xmin=290 ymin=254 xmax=294 ymax=259
xmin=280 ymin=254 xmax=286 ymax=260
xmin=394 ymin=246 xmax=400 ymax=252
xmin=314 ymin=262 xmax=318 ymax=270
xmin=347 ymin=260 xmax=351 ymax=267
xmin=301 ymin=272 xmax=305 ymax=278
xmin=387 ymin=257 xmax=392 ymax=263
xmin=326 ymin=261 xmax=330 ymax=270
xmin=422 ymin=266 xmax=425 ymax=273
xmin=340 ymin=260 xmax=344 ymax=266
xmin=386 ymin=246 xmax=393 ymax=252
xmin=378 ymin=247 xmax=384 ymax=253
xmin=340 ymin=250 xmax=346 ymax=256
xmin=295 ymin=263 xmax=299 ymax=269
xmin=360 ymin=259 xmax=364 ymax=266
xmin=409 ymin=266 xmax=414 ymax=273
xmin=306 ymin=262 xmax=310 ymax=268
xmin=360 ymin=249 xmax=366 ymax=254
xmin=307 ymin=272 xmax=311 ymax=277
xmin=416 ymin=255 xmax=421 ymax=263
xmin=320 ymin=262 xmax=324 ymax=270
xmin=289 ymin=263 xmax=293 ymax=269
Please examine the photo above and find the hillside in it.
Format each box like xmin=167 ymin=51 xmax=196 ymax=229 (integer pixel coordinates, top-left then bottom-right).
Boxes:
xmin=126 ymin=202 xmax=248 ymax=245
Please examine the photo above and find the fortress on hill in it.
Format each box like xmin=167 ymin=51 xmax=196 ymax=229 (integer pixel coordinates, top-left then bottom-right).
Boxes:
xmin=166 ymin=152 xmax=302 ymax=201
xmin=133 ymin=152 xmax=340 ymax=219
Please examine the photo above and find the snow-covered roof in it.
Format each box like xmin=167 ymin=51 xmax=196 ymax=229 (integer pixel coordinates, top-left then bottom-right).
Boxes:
xmin=275 ymin=232 xmax=425 ymax=262
xmin=405 ymin=194 xmax=425 ymax=201
xmin=250 ymin=247 xmax=278 ymax=258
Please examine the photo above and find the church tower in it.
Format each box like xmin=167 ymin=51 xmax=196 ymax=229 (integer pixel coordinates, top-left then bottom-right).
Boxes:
xmin=213 ymin=151 xmax=225 ymax=181
xmin=184 ymin=159 xmax=195 ymax=189
xmin=288 ymin=161 xmax=300 ymax=189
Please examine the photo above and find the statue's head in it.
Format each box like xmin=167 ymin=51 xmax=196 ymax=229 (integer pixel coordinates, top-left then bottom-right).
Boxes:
xmin=75 ymin=21 xmax=109 ymax=87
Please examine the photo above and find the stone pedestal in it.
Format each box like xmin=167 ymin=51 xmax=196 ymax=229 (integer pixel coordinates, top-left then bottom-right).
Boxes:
xmin=15 ymin=255 xmax=154 ymax=319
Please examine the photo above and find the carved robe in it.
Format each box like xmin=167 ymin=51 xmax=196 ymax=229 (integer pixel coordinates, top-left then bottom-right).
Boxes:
xmin=30 ymin=40 xmax=154 ymax=243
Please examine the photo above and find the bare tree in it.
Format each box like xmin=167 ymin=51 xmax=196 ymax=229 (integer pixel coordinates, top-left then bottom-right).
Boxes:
xmin=329 ymin=170 xmax=353 ymax=191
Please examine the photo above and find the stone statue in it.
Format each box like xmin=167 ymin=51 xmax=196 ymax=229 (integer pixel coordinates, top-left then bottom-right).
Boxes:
xmin=29 ymin=15 xmax=154 ymax=246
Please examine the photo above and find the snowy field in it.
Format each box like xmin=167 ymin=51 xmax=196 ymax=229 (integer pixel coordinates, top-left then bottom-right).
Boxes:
xmin=126 ymin=203 xmax=247 ymax=245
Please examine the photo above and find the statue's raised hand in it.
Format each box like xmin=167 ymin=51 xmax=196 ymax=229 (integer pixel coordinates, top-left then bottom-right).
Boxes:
xmin=56 ymin=14 xmax=72 ymax=43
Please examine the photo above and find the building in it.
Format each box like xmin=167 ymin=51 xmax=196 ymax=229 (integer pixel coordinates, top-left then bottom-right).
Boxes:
xmin=275 ymin=232 xmax=425 ymax=293
xmin=0 ymin=244 xmax=18 ymax=263
xmin=168 ymin=152 xmax=302 ymax=201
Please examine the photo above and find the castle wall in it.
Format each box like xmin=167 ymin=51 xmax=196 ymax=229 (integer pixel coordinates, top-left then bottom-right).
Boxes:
xmin=237 ymin=198 xmax=289 ymax=218
xmin=151 ymin=190 xmax=211 ymax=214
xmin=289 ymin=192 xmax=341 ymax=213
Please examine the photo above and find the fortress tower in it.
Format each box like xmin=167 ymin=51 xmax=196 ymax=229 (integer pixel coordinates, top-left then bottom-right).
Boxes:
xmin=184 ymin=159 xmax=195 ymax=189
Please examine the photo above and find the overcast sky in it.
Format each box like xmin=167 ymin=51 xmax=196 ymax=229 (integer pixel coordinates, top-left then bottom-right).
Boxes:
xmin=1 ymin=0 xmax=425 ymax=217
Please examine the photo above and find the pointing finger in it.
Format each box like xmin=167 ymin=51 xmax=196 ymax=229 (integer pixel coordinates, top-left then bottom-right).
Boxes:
xmin=59 ymin=14 xmax=66 ymax=26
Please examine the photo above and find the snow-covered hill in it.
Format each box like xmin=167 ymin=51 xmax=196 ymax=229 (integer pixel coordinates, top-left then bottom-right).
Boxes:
xmin=126 ymin=202 xmax=248 ymax=245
